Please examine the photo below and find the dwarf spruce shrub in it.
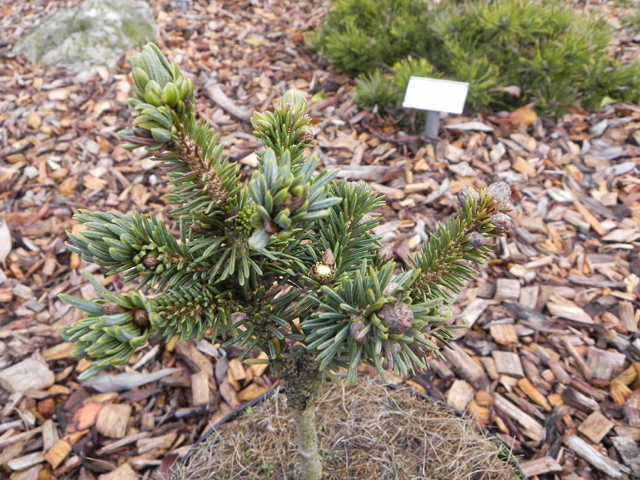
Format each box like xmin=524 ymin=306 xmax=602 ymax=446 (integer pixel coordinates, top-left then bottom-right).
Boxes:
xmin=59 ymin=44 xmax=512 ymax=479
xmin=313 ymin=0 xmax=640 ymax=116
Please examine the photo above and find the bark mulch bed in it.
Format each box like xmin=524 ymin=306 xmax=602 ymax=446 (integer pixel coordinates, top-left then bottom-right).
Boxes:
xmin=2 ymin=0 xmax=640 ymax=479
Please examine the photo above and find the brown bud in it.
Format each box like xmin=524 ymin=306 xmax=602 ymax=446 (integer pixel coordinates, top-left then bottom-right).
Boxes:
xmin=132 ymin=309 xmax=150 ymax=330
xmin=409 ymin=337 xmax=434 ymax=358
xmin=377 ymin=302 xmax=414 ymax=334
xmin=322 ymin=249 xmax=335 ymax=266
xmin=102 ymin=303 xmax=127 ymax=315
xmin=350 ymin=318 xmax=372 ymax=344
xmin=377 ymin=244 xmax=394 ymax=263
xmin=486 ymin=181 xmax=512 ymax=208
xmin=143 ymin=255 xmax=160 ymax=269
xmin=264 ymin=219 xmax=280 ymax=234
xmin=490 ymin=213 xmax=513 ymax=233
xmin=457 ymin=188 xmax=480 ymax=208
xmin=303 ymin=129 xmax=314 ymax=143
xmin=466 ymin=232 xmax=486 ymax=248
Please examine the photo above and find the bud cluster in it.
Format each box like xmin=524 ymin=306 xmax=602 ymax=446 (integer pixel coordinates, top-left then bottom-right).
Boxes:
xmin=119 ymin=43 xmax=195 ymax=152
xmin=458 ymin=181 xmax=514 ymax=245
xmin=59 ymin=273 xmax=151 ymax=380
xmin=247 ymin=93 xmax=341 ymax=248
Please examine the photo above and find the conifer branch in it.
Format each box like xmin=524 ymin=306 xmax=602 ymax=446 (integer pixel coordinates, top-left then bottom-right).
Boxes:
xmin=66 ymin=210 xmax=212 ymax=291
xmin=59 ymin=272 xmax=151 ymax=380
xmin=407 ymin=182 xmax=512 ymax=302
xmin=149 ymin=284 xmax=235 ymax=342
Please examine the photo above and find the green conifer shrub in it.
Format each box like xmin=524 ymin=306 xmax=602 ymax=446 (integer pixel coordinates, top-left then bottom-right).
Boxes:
xmin=313 ymin=0 xmax=640 ymax=116
xmin=307 ymin=0 xmax=434 ymax=76
xmin=59 ymin=44 xmax=513 ymax=480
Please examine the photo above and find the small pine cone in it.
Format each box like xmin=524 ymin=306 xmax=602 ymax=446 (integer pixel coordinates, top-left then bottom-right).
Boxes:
xmin=132 ymin=309 xmax=150 ymax=330
xmin=377 ymin=302 xmax=414 ymax=334
xmin=377 ymin=244 xmax=394 ymax=263
xmin=350 ymin=318 xmax=372 ymax=344
xmin=409 ymin=337 xmax=434 ymax=358
xmin=457 ymin=188 xmax=480 ymax=208
xmin=486 ymin=181 xmax=511 ymax=208
xmin=490 ymin=213 xmax=513 ymax=233
xmin=143 ymin=255 xmax=160 ymax=269
xmin=466 ymin=232 xmax=486 ymax=248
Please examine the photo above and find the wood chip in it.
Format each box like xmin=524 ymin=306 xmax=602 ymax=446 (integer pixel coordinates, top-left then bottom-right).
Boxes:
xmin=228 ymin=358 xmax=247 ymax=382
xmin=578 ymin=411 xmax=615 ymax=443
xmin=519 ymin=456 xmax=563 ymax=477
xmin=561 ymin=337 xmax=593 ymax=380
xmin=7 ymin=452 xmax=45 ymax=471
xmin=96 ymin=404 xmax=132 ymax=439
xmin=0 ymin=357 xmax=54 ymax=392
xmin=41 ymin=419 xmax=59 ymax=451
xmin=494 ymin=393 xmax=545 ymax=443
xmin=191 ymin=372 xmax=210 ymax=406
xmin=445 ymin=380 xmax=475 ymax=412
xmin=492 ymin=351 xmax=524 ymax=377
xmin=453 ymin=298 xmax=488 ymax=337
xmin=237 ymin=383 xmax=270 ymax=402
xmin=565 ymin=434 xmax=630 ymax=477
xmin=611 ymin=436 xmax=640 ymax=475
xmin=546 ymin=299 xmax=593 ymax=324
xmin=95 ymin=432 xmax=151 ymax=455
xmin=619 ymin=301 xmax=637 ymax=333
xmin=44 ymin=439 xmax=72 ymax=469
xmin=562 ymin=387 xmax=599 ymax=413
xmin=587 ymin=347 xmax=626 ymax=380
xmin=97 ymin=462 xmax=138 ymax=480
xmin=494 ymin=279 xmax=521 ymax=301
xmin=176 ymin=341 xmax=214 ymax=377
xmin=442 ymin=342 xmax=490 ymax=391
xmin=137 ymin=433 xmax=177 ymax=455
xmin=489 ymin=324 xmax=518 ymax=346
xmin=517 ymin=378 xmax=551 ymax=411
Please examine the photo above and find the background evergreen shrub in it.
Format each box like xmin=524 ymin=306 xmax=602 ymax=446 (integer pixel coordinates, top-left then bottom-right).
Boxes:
xmin=311 ymin=0 xmax=640 ymax=116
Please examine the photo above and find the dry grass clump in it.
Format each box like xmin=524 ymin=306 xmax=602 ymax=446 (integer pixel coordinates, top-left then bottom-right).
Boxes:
xmin=173 ymin=380 xmax=520 ymax=480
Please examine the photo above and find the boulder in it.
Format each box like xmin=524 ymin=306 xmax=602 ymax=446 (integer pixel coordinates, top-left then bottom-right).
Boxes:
xmin=13 ymin=0 xmax=157 ymax=72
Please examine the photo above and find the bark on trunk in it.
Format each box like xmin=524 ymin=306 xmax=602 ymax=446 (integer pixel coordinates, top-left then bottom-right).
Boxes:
xmin=291 ymin=401 xmax=323 ymax=480
xmin=272 ymin=347 xmax=322 ymax=479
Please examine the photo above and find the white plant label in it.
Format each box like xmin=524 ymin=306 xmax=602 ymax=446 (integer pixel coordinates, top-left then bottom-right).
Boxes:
xmin=403 ymin=77 xmax=470 ymax=114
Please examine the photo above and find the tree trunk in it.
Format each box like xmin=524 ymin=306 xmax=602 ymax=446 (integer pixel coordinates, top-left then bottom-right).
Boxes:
xmin=291 ymin=400 xmax=323 ymax=480
xmin=273 ymin=347 xmax=323 ymax=480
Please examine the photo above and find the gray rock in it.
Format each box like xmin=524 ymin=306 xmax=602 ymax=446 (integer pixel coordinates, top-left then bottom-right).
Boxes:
xmin=13 ymin=0 xmax=157 ymax=72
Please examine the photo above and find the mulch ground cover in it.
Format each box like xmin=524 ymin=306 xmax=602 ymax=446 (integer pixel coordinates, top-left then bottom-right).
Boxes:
xmin=2 ymin=0 xmax=640 ymax=479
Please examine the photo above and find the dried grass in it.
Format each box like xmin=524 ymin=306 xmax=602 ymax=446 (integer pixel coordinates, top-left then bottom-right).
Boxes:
xmin=172 ymin=380 xmax=520 ymax=480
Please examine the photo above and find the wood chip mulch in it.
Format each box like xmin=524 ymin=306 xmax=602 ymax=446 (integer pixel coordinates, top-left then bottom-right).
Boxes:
xmin=2 ymin=1 xmax=640 ymax=479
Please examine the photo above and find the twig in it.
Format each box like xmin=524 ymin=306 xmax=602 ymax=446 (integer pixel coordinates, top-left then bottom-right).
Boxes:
xmin=205 ymin=84 xmax=252 ymax=123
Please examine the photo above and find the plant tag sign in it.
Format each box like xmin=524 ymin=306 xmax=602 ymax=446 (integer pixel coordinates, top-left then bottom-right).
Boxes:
xmin=403 ymin=77 xmax=470 ymax=114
